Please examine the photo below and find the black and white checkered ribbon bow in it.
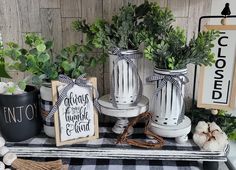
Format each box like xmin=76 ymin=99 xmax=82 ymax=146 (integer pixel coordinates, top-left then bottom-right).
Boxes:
xmin=46 ymin=74 xmax=100 ymax=122
xmin=146 ymin=73 xmax=189 ymax=124
xmin=110 ymin=48 xmax=143 ymax=108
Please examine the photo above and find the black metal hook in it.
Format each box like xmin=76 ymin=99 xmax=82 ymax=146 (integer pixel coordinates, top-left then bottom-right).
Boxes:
xmin=221 ymin=3 xmax=231 ymax=17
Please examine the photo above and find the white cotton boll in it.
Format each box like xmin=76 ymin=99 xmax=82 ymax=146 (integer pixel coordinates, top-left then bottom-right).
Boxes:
xmin=195 ymin=121 xmax=209 ymax=133
xmin=3 ymin=92 xmax=12 ymax=95
xmin=209 ymin=122 xmax=222 ymax=132
xmin=213 ymin=131 xmax=228 ymax=151
xmin=193 ymin=133 xmax=208 ymax=147
xmin=13 ymin=87 xmax=25 ymax=95
xmin=6 ymin=82 xmax=15 ymax=88
xmin=202 ymin=139 xmax=221 ymax=151
xmin=213 ymin=131 xmax=227 ymax=141
xmin=0 ymin=82 xmax=7 ymax=94
xmin=13 ymin=90 xmax=25 ymax=95
xmin=0 ymin=161 xmax=5 ymax=170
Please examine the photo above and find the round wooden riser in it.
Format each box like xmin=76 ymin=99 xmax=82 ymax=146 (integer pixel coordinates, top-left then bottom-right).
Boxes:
xmin=148 ymin=116 xmax=191 ymax=144
xmin=98 ymin=95 xmax=149 ymax=135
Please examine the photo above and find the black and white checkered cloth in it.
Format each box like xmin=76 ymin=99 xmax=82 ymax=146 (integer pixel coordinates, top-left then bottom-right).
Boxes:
xmin=24 ymin=157 xmax=201 ymax=170
xmin=41 ymin=99 xmax=54 ymax=126
xmin=5 ymin=123 xmax=203 ymax=170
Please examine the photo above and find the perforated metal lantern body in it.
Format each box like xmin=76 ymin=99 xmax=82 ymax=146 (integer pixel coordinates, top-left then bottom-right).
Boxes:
xmin=109 ymin=50 xmax=141 ymax=105
xmin=152 ymin=68 xmax=187 ymax=126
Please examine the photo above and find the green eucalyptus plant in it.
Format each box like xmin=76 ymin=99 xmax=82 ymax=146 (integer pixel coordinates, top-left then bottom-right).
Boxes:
xmin=2 ymin=33 xmax=97 ymax=85
xmin=72 ymin=2 xmax=151 ymax=52
xmin=0 ymin=34 xmax=11 ymax=79
xmin=137 ymin=1 xmax=220 ymax=70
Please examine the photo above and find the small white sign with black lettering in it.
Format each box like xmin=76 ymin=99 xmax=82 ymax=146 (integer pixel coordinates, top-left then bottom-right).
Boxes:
xmin=198 ymin=25 xmax=236 ymax=109
xmin=58 ymin=85 xmax=94 ymax=142
xmin=51 ymin=77 xmax=99 ymax=146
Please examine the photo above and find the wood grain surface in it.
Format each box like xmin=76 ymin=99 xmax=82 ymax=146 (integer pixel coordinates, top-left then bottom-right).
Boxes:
xmin=0 ymin=0 xmax=212 ymax=109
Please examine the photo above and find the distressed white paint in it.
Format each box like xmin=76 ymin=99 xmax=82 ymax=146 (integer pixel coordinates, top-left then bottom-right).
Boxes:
xmin=98 ymin=95 xmax=148 ymax=118
xmin=98 ymin=94 xmax=148 ymax=134
xmin=151 ymin=68 xmax=187 ymax=126
xmin=149 ymin=116 xmax=191 ymax=143
xmin=7 ymin=145 xmax=228 ymax=161
xmin=109 ymin=50 xmax=141 ymax=105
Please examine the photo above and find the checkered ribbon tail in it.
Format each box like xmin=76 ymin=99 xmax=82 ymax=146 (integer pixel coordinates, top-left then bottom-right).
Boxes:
xmin=146 ymin=73 xmax=189 ymax=124
xmin=46 ymin=74 xmax=100 ymax=122
xmin=110 ymin=48 xmax=143 ymax=108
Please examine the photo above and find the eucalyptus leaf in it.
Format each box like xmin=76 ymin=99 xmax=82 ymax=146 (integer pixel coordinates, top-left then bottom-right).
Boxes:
xmin=90 ymin=58 xmax=97 ymax=67
xmin=36 ymin=44 xmax=46 ymax=52
xmin=7 ymin=86 xmax=16 ymax=93
xmin=0 ymin=58 xmax=11 ymax=78
xmin=18 ymin=80 xmax=26 ymax=90
xmin=45 ymin=41 xmax=53 ymax=50
xmin=38 ymin=53 xmax=50 ymax=62
xmin=61 ymin=61 xmax=72 ymax=72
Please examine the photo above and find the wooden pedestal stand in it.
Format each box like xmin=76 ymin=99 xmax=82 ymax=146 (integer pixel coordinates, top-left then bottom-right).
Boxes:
xmin=98 ymin=94 xmax=149 ymax=135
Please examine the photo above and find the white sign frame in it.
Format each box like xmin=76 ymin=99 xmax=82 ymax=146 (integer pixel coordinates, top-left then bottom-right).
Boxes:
xmin=197 ymin=25 xmax=236 ymax=110
xmin=51 ymin=77 xmax=99 ymax=146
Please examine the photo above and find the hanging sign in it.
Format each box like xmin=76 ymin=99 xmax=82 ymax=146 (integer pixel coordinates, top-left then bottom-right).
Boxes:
xmin=197 ymin=25 xmax=236 ymax=110
xmin=51 ymin=77 xmax=99 ymax=146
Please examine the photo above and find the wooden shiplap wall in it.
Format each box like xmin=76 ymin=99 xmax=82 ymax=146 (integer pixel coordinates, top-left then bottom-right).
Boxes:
xmin=0 ymin=0 xmax=212 ymax=108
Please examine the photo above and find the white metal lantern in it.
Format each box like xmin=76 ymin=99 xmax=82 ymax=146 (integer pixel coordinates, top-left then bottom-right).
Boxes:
xmin=109 ymin=50 xmax=142 ymax=106
xmin=151 ymin=68 xmax=188 ymax=126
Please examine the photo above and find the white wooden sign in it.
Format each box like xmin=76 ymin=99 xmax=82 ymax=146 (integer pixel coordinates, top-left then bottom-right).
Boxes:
xmin=51 ymin=77 xmax=99 ymax=146
xmin=197 ymin=25 xmax=236 ymax=110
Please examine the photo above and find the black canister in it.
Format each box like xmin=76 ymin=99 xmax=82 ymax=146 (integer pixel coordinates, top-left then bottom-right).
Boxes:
xmin=0 ymin=85 xmax=42 ymax=142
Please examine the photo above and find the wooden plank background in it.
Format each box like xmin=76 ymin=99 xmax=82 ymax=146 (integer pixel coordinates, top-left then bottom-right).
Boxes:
xmin=0 ymin=0 xmax=212 ymax=110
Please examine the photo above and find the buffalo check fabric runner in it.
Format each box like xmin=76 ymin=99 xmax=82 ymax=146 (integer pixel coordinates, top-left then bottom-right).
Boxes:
xmin=22 ymin=157 xmax=201 ymax=170
xmin=5 ymin=123 xmax=203 ymax=170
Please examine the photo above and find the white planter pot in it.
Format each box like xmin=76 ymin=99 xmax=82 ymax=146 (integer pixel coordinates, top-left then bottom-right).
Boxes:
xmin=152 ymin=68 xmax=187 ymax=126
xmin=109 ymin=50 xmax=142 ymax=105
xmin=40 ymin=84 xmax=55 ymax=138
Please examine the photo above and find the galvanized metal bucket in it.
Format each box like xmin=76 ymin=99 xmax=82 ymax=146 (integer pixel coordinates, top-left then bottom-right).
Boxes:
xmin=109 ymin=50 xmax=142 ymax=105
xmin=151 ymin=68 xmax=188 ymax=126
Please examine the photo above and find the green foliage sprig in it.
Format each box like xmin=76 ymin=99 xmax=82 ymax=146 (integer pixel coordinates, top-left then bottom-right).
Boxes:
xmin=138 ymin=2 xmax=220 ymax=70
xmin=72 ymin=2 xmax=151 ymax=51
xmin=2 ymin=33 xmax=96 ymax=85
xmin=0 ymin=35 xmax=11 ymax=79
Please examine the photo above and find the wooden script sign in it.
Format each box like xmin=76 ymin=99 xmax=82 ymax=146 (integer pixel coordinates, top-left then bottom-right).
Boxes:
xmin=52 ymin=77 xmax=99 ymax=146
xmin=198 ymin=25 xmax=236 ymax=110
